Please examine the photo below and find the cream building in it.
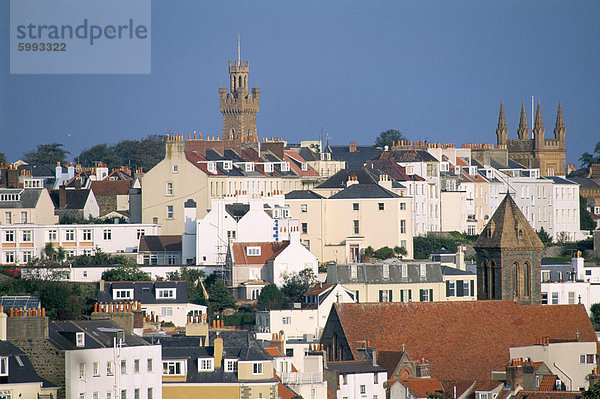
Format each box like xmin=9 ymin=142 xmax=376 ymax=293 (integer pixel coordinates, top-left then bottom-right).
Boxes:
xmin=0 ymin=188 xmax=58 ymax=226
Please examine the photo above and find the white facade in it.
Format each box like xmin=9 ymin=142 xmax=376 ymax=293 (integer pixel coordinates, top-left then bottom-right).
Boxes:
xmin=65 ymin=343 xmax=162 ymax=399
xmin=270 ymin=239 xmax=318 ymax=287
xmin=333 ymin=366 xmax=387 ymax=399
xmin=142 ymin=303 xmax=207 ymax=327
xmin=280 ymin=354 xmax=327 ymax=399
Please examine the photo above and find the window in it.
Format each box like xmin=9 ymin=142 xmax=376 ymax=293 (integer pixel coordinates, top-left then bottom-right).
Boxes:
xmin=199 ymin=358 xmax=214 ymax=371
xmin=568 ymin=291 xmax=575 ymax=304
xmin=76 ymin=332 xmax=85 ymax=347
xmin=401 ymin=264 xmax=408 ymax=278
xmin=302 ymin=223 xmax=308 ymax=234
xmin=20 ymin=212 xmax=27 ymax=224
xmin=82 ymin=229 xmax=92 ymax=241
xmin=166 ymin=206 xmax=174 ymax=219
xmin=541 ymin=271 xmax=551 ymax=282
xmin=353 ymin=220 xmax=359 ymax=234
xmin=79 ymin=362 xmax=86 ymax=378
xmin=360 ymin=385 xmax=366 ymax=394
xmin=420 ymin=264 xmax=427 ymax=278
xmin=301 ymin=204 xmax=307 ymax=212
xmin=400 ymin=289 xmax=412 ymax=302
xmin=93 ymin=362 xmax=99 ymax=376
xmin=353 ymin=203 xmax=359 ymax=211
xmin=379 ymin=290 xmax=392 ymax=302
xmin=378 ymin=203 xmax=384 ymax=211
xmin=246 ymin=246 xmax=261 ymax=256
xmin=0 ymin=357 xmax=8 ymax=376
xmin=121 ymin=360 xmax=127 ymax=374
xmin=114 ymin=289 xmax=133 ymax=299
xmin=48 ymin=229 xmax=57 ymax=241
xmin=107 ymin=361 xmax=114 ymax=376
xmin=225 ymin=359 xmax=238 ymax=372
xmin=551 ymin=292 xmax=559 ymax=305
xmin=136 ymin=229 xmax=145 ymax=240
xmin=222 ymin=161 xmax=233 ymax=171
xmin=172 ymin=165 xmax=178 ymax=173
xmin=580 ymin=354 xmax=595 ymax=364
xmin=374 ymin=373 xmax=379 ymax=384
xmin=157 ymin=289 xmax=175 ymax=299
xmin=382 ymin=264 xmax=389 ymax=279
xmin=134 ymin=359 xmax=140 ymax=373
xmin=4 ymin=252 xmax=14 ymax=264
xmin=282 ymin=316 xmax=291 ymax=325
xmin=166 ymin=182 xmax=173 ymax=196
xmin=93 ymin=392 xmax=99 ymax=399
xmin=134 ymin=389 xmax=139 ymax=399
xmin=4 ymin=212 xmax=11 ymax=225
xmin=420 ymin=289 xmax=433 ymax=302
xmin=103 ymin=229 xmax=112 ymax=240
xmin=147 ymin=358 xmax=153 ymax=372
xmin=447 ymin=281 xmax=455 ymax=297
xmin=107 ymin=392 xmax=112 ymax=399
xmin=147 ymin=388 xmax=153 ymax=399
xmin=400 ymin=220 xmax=406 ymax=234
xmin=22 ymin=251 xmax=32 ymax=264
xmin=400 ymin=202 xmax=406 ymax=210
xmin=4 ymin=231 xmax=14 ymax=242
xmin=253 ymin=362 xmax=263 ymax=374
xmin=161 ymin=307 xmax=173 ymax=316
xmin=79 ymin=394 xmax=85 ymax=399
xmin=65 ymin=229 xmax=75 ymax=241
xmin=350 ymin=265 xmax=357 ymax=279
xmin=121 ymin=390 xmax=126 ymax=399
xmin=541 ymin=292 xmax=548 ymax=305
xmin=342 ymin=374 xmax=348 ymax=385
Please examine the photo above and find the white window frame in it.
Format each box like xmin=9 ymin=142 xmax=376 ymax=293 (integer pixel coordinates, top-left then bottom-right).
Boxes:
xmin=82 ymin=229 xmax=92 ymax=241
xmin=246 ymin=246 xmax=261 ymax=256
xmin=156 ymin=288 xmax=176 ymax=299
xmin=253 ymin=362 xmax=263 ymax=375
xmin=103 ymin=229 xmax=112 ymax=240
xmin=76 ymin=332 xmax=85 ymax=347
xmin=198 ymin=358 xmax=214 ymax=371
xmin=163 ymin=360 xmax=186 ymax=375
xmin=225 ymin=359 xmax=238 ymax=372
xmin=166 ymin=182 xmax=174 ymax=196
xmin=0 ymin=357 xmax=8 ymax=376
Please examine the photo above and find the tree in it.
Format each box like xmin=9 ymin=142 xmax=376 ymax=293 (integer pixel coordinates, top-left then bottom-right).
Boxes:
xmin=581 ymin=196 xmax=596 ymax=231
xmin=77 ymin=143 xmax=122 ymax=168
xmin=24 ymin=143 xmax=69 ymax=165
xmin=583 ymin=380 xmax=600 ymax=398
xmin=590 ymin=303 xmax=600 ymax=330
xmin=373 ymin=246 xmax=395 ymax=259
xmin=207 ymin=279 xmax=237 ymax=314
xmin=375 ymin=129 xmax=405 ymax=149
xmin=101 ymin=264 xmax=151 ymax=281
xmin=394 ymin=245 xmax=408 ymax=256
xmin=536 ymin=227 xmax=552 ymax=245
xmin=282 ymin=268 xmax=317 ymax=302
xmin=257 ymin=284 xmax=286 ymax=309
xmin=0 ymin=152 xmax=6 ymax=164
xmin=167 ymin=266 xmax=206 ymax=305
xmin=579 ymin=140 xmax=600 ymax=168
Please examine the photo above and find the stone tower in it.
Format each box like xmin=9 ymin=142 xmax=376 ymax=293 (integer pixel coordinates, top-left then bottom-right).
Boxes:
xmin=496 ymin=101 xmax=566 ymax=176
xmin=219 ymin=60 xmax=260 ymax=141
xmin=474 ymin=193 xmax=544 ymax=305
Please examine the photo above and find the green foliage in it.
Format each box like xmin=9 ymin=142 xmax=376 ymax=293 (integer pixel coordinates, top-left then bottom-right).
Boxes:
xmin=167 ymin=266 xmax=206 ymax=305
xmin=582 ymin=380 xmax=600 ymax=398
xmin=207 ymin=279 xmax=237 ymax=314
xmin=375 ymin=129 xmax=405 ymax=149
xmin=76 ymin=134 xmax=166 ymax=171
xmin=24 ymin=143 xmax=69 ymax=165
xmin=0 ymin=276 xmax=96 ymax=320
xmin=257 ymin=284 xmax=287 ymax=310
xmin=29 ymin=243 xmax=67 ymax=267
xmin=579 ymin=141 xmax=600 ymax=168
xmin=101 ymin=264 xmax=151 ymax=281
xmin=223 ymin=312 xmax=255 ymax=327
xmin=591 ymin=303 xmax=600 ymax=331
xmin=414 ymin=234 xmax=458 ymax=260
xmin=536 ymin=227 xmax=552 ymax=245
xmin=427 ymin=391 xmax=451 ymax=399
xmin=0 ymin=152 xmax=6 ymax=164
xmin=363 ymin=246 xmax=374 ymax=258
xmin=70 ymin=248 xmax=133 ymax=266
xmin=282 ymin=268 xmax=317 ymax=302
xmin=394 ymin=246 xmax=408 ymax=256
xmin=59 ymin=215 xmax=127 ymax=225
xmin=372 ymin=246 xmax=395 ymax=260
xmin=581 ymin=196 xmax=596 ymax=231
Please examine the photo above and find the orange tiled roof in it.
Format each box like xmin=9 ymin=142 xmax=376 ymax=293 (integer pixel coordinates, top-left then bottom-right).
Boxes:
xmin=332 ymin=301 xmax=597 ymax=381
xmin=538 ymin=375 xmax=557 ymax=391
xmin=91 ymin=180 xmax=132 ymax=196
xmin=232 ymin=241 xmax=290 ymax=266
xmin=400 ymin=378 xmax=444 ymax=398
xmin=265 ymin=347 xmax=285 ymax=357
xmin=514 ymin=391 xmax=582 ymax=399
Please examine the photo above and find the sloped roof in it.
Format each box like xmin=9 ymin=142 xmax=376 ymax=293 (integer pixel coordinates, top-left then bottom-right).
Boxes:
xmin=365 ymin=160 xmax=426 ymax=182
xmin=377 ymin=149 xmax=439 ymax=163
xmin=474 ymin=193 xmax=544 ymax=251
xmin=514 ymin=391 xmax=582 ymax=399
xmin=317 ymin=169 xmax=379 ymax=189
xmin=538 ymin=374 xmax=557 ymax=391
xmin=91 ymin=180 xmax=132 ymax=196
xmin=139 ymin=235 xmax=182 ymax=252
xmin=567 ymin=177 xmax=600 ymax=189
xmin=98 ymin=280 xmax=190 ymax=304
xmin=328 ymin=145 xmax=382 ymax=169
xmin=329 ymin=184 xmax=399 ymax=199
xmin=232 ymin=242 xmax=290 ymax=266
xmin=49 ymin=319 xmax=149 ymax=350
xmin=0 ymin=341 xmax=53 ymax=385
xmin=330 ymin=301 xmax=596 ymax=381
xmin=399 ymin=378 xmax=444 ymax=397
xmin=0 ymin=188 xmax=44 ymax=209
xmin=285 ymin=190 xmax=324 ymax=200
xmin=49 ymin=188 xmax=92 ymax=210
xmin=327 ymin=360 xmax=386 ymax=375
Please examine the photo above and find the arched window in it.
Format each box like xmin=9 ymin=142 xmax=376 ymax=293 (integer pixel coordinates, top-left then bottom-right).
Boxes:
xmin=230 ymin=129 xmax=235 ymax=139
xmin=490 ymin=260 xmax=496 ymax=299
xmin=482 ymin=261 xmax=489 ymax=298
xmin=524 ymin=262 xmax=531 ymax=297
xmin=238 ymin=76 xmax=242 ymax=87
xmin=518 ymin=229 xmax=523 ymax=238
xmin=244 ymin=76 xmax=247 ymax=86
xmin=512 ymin=262 xmax=520 ymax=299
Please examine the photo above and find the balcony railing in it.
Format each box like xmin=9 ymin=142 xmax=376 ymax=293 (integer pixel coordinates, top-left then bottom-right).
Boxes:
xmin=279 ymin=371 xmax=323 ymax=385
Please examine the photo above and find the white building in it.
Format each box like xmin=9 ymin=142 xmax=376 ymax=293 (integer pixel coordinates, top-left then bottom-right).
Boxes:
xmin=326 ymin=358 xmax=387 ymax=399
xmin=0 ymin=222 xmax=160 ymax=266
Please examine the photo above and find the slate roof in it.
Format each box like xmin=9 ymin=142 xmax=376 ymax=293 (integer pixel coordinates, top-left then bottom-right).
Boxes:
xmin=139 ymin=235 xmax=182 ymax=252
xmin=98 ymin=281 xmax=189 ymax=304
xmin=328 ymin=145 xmax=382 ymax=169
xmin=225 ymin=204 xmax=250 ymax=220
xmin=327 ymin=360 xmax=387 ymax=375
xmin=377 ymin=149 xmax=439 ymax=163
xmin=328 ymin=184 xmax=400 ymax=199
xmin=330 ymin=301 xmax=596 ymax=381
xmin=474 ymin=193 xmax=544 ymax=251
xmin=48 ymin=319 xmax=149 ymax=351
xmin=365 ymin=160 xmax=426 ymax=182
xmin=543 ymin=176 xmax=578 ymax=185
xmin=0 ymin=188 xmax=44 ymax=209
xmin=49 ymin=188 xmax=92 ymax=209
xmin=232 ymin=241 xmax=290 ymax=266
xmin=569 ymin=177 xmax=600 ymax=190
xmin=317 ymin=169 xmax=379 ymax=189
xmin=440 ymin=266 xmax=474 ymax=276
xmin=285 ymin=190 xmax=324 ymax=199
xmin=91 ymin=180 xmax=132 ymax=196
xmin=329 ymin=262 xmax=445 ymax=284
xmin=0 ymin=341 xmax=55 ymax=386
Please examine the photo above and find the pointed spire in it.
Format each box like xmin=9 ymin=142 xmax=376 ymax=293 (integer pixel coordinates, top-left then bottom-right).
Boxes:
xmin=517 ymin=102 xmax=530 ymax=140
xmin=498 ymin=102 xmax=507 ymax=129
xmin=554 ymin=101 xmax=566 ymax=142
xmin=534 ymin=100 xmax=543 ymax=129
xmin=533 ymin=101 xmax=545 ymax=146
xmin=496 ymin=102 xmax=508 ymax=145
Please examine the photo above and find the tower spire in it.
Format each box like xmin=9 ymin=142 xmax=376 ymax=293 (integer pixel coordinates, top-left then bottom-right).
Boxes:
xmin=496 ymin=101 xmax=508 ymax=145
xmin=554 ymin=101 xmax=566 ymax=145
xmin=517 ymin=102 xmax=530 ymax=140
xmin=533 ymin=101 xmax=545 ymax=149
xmin=237 ymin=34 xmax=240 ymax=63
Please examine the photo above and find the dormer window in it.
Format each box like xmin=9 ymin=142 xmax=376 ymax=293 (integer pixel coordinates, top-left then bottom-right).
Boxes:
xmin=406 ymin=166 xmax=414 ymax=175
xmin=222 ymin=161 xmax=233 ymax=171
xmin=0 ymin=357 xmax=8 ymax=376
xmin=157 ymin=288 xmax=175 ymax=299
xmin=246 ymin=246 xmax=261 ymax=256
xmin=440 ymin=162 xmax=449 ymax=172
xmin=225 ymin=359 xmax=238 ymax=372
xmin=207 ymin=162 xmax=217 ymax=173
xmin=420 ymin=264 xmax=427 ymax=278
xmin=320 ymin=152 xmax=331 ymax=161
xmin=301 ymin=163 xmax=308 ymax=171
xmin=113 ymin=289 xmax=133 ymax=300
xmin=76 ymin=332 xmax=85 ymax=347
xmin=280 ymin=162 xmax=290 ymax=172
xmin=245 ymin=163 xmax=255 ymax=172
xmin=264 ymin=163 xmax=274 ymax=173
xmin=198 ymin=358 xmax=214 ymax=371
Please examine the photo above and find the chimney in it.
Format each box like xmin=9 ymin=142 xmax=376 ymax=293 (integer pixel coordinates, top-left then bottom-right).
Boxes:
xmin=270 ymin=332 xmax=285 ymax=354
xmin=0 ymin=306 xmax=6 ymax=341
xmin=506 ymin=359 xmax=525 ymax=389
xmin=416 ymin=358 xmax=430 ymax=378
xmin=59 ymin=185 xmax=67 ymax=209
xmin=572 ymin=252 xmax=585 ymax=281
xmin=214 ymin=333 xmax=223 ymax=368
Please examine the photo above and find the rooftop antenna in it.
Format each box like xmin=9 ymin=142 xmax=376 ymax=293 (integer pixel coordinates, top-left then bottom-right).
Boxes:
xmin=531 ymin=96 xmax=534 ymax=139
xmin=237 ymin=34 xmax=241 ymax=63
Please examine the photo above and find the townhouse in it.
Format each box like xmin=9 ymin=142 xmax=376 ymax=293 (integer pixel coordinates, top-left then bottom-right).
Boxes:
xmin=0 ymin=188 xmax=58 ymax=226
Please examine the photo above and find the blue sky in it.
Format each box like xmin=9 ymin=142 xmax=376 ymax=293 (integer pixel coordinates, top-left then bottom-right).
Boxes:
xmin=1 ymin=0 xmax=599 ymax=166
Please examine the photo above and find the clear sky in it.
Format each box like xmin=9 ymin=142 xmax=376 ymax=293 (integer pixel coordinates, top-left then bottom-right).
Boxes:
xmin=1 ymin=0 xmax=599 ymax=166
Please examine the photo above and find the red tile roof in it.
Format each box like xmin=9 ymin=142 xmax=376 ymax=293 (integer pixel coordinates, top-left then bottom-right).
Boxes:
xmin=514 ymin=391 xmax=582 ymax=399
xmin=538 ymin=375 xmax=557 ymax=391
xmin=91 ymin=180 xmax=132 ymax=196
xmin=284 ymin=150 xmax=320 ymax=177
xmin=332 ymin=301 xmax=597 ymax=381
xmin=232 ymin=241 xmax=290 ymax=266
xmin=265 ymin=347 xmax=285 ymax=357
xmin=399 ymin=378 xmax=444 ymax=398
xmin=305 ymin=283 xmax=335 ymax=296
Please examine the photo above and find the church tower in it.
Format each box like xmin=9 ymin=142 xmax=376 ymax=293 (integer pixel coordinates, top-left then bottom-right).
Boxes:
xmin=496 ymin=102 xmax=508 ymax=145
xmin=533 ymin=101 xmax=545 ymax=151
xmin=219 ymin=56 xmax=260 ymax=141
xmin=554 ymin=102 xmax=566 ymax=148
xmin=474 ymin=193 xmax=544 ymax=305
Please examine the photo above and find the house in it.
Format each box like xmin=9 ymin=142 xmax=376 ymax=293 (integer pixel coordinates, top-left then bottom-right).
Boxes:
xmin=147 ymin=329 xmax=278 ymax=399
xmin=49 ymin=186 xmax=100 ymax=221
xmin=325 ymin=358 xmax=387 ymax=399
xmin=5 ymin=311 xmax=162 ymax=399
xmin=90 ymin=179 xmax=133 ymax=219
xmin=97 ymin=280 xmax=207 ymax=327
xmin=326 ymin=261 xmax=476 ymax=303
xmin=0 ymin=188 xmax=58 ymax=225
xmin=319 ymin=301 xmax=597 ymax=382
xmin=255 ymin=284 xmax=355 ymax=340
xmin=137 ymin=235 xmax=182 ymax=266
